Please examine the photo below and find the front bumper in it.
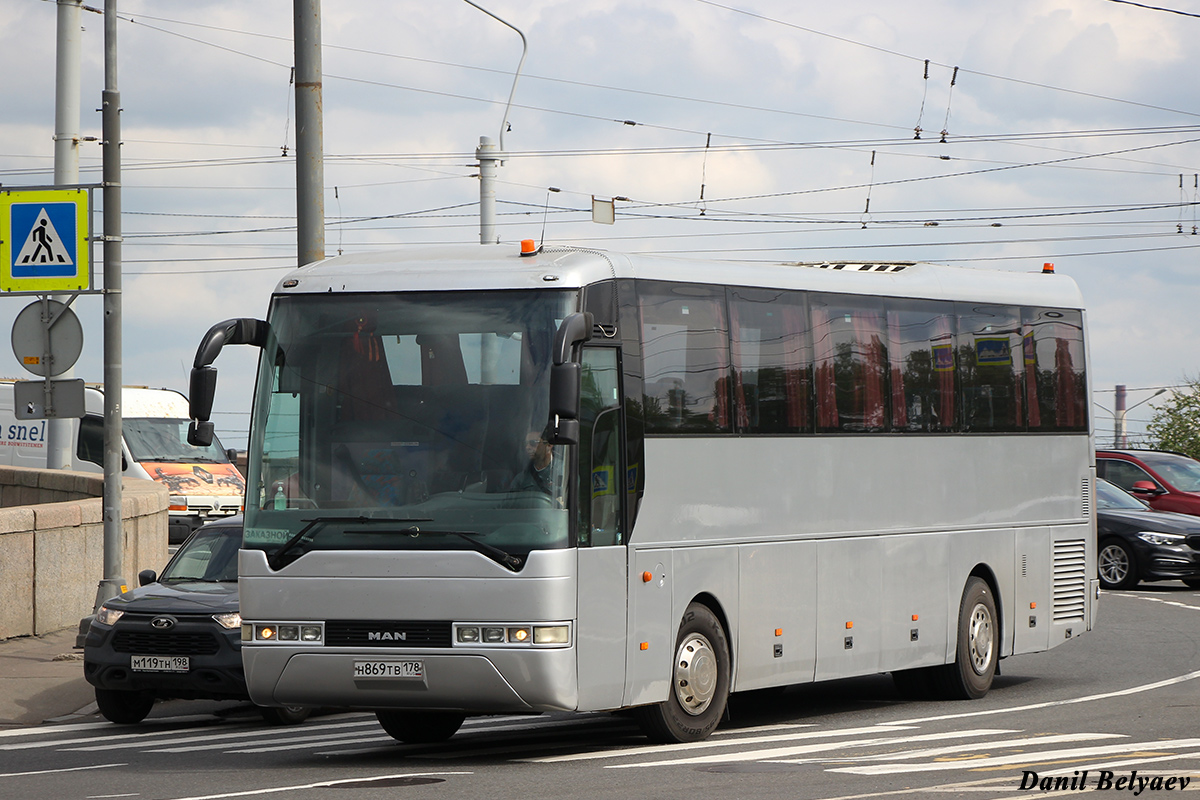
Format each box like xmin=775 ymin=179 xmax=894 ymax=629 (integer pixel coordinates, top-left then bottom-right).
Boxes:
xmin=83 ymin=615 xmax=248 ymax=701
xmin=1138 ymin=542 xmax=1200 ymax=582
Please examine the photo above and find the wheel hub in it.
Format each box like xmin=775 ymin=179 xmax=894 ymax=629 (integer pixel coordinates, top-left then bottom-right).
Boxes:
xmin=673 ymin=633 xmax=717 ymax=715
xmin=967 ymin=602 xmax=993 ymax=675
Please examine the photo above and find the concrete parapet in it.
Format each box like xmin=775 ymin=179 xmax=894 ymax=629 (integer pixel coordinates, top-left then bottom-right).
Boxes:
xmin=0 ymin=466 xmax=169 ymax=639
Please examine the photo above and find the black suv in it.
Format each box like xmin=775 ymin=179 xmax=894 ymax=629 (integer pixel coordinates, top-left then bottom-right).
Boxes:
xmin=83 ymin=517 xmax=309 ymax=725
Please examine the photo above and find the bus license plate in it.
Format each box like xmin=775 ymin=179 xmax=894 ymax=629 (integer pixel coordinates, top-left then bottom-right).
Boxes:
xmin=131 ymin=655 xmax=189 ymax=672
xmin=353 ymin=660 xmax=424 ymax=679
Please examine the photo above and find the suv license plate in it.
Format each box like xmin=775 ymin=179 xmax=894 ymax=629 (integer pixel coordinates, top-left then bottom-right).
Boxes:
xmin=131 ymin=655 xmax=189 ymax=672
xmin=353 ymin=661 xmax=424 ymax=679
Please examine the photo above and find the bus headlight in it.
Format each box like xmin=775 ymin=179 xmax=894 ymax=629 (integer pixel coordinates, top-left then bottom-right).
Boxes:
xmin=453 ymin=622 xmax=571 ymax=647
xmin=246 ymin=621 xmax=323 ymax=645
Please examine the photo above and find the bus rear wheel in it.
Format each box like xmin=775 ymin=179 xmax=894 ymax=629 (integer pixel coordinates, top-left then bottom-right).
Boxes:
xmin=375 ymin=710 xmax=465 ymax=743
xmin=634 ymin=602 xmax=730 ymax=743
xmin=934 ymin=576 xmax=997 ymax=700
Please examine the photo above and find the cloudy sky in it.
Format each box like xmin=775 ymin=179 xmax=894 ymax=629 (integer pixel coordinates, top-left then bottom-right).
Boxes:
xmin=3 ymin=0 xmax=1200 ymax=448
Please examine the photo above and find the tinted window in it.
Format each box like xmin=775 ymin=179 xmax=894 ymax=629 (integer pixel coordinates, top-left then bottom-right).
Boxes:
xmin=1023 ymin=308 xmax=1087 ymax=432
xmin=729 ymin=287 xmax=811 ymax=434
xmin=640 ymin=283 xmax=731 ymax=433
xmin=888 ymin=300 xmax=956 ymax=432
xmin=957 ymin=304 xmax=1025 ymax=432
xmin=1099 ymin=459 xmax=1157 ymax=492
xmin=812 ymin=295 xmax=888 ymax=432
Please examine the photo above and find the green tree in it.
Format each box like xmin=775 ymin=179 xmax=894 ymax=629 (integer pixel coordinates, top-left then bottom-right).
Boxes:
xmin=1146 ymin=379 xmax=1200 ymax=459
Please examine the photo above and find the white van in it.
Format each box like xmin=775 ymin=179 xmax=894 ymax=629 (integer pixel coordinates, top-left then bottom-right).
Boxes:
xmin=0 ymin=381 xmax=245 ymax=542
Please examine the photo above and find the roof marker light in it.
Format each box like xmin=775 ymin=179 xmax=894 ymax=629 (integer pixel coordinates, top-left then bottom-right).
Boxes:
xmin=1042 ymin=262 xmax=1055 ymax=274
xmin=520 ymin=239 xmax=539 ymax=256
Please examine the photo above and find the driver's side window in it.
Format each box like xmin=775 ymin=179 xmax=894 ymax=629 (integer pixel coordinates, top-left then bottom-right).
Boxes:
xmin=577 ymin=348 xmax=623 ymax=547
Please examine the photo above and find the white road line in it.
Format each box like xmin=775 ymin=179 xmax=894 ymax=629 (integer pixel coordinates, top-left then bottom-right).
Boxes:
xmin=1116 ymin=593 xmax=1200 ymax=612
xmin=0 ymin=762 xmax=126 ymax=778
xmin=148 ymin=727 xmax=394 ymax=754
xmin=524 ymin=724 xmax=921 ymax=763
xmin=606 ymin=728 xmax=1017 ymax=769
xmin=768 ymin=732 xmax=1127 ymax=765
xmin=1033 ymin=749 xmax=1200 ymax=775
xmin=828 ymin=737 xmax=1200 ymax=774
xmin=883 ymin=667 xmax=1200 ymax=727
xmin=166 ymin=772 xmax=472 ymax=800
xmin=232 ymin=735 xmax=394 ymax=755
xmin=59 ymin=719 xmax=383 ymax=752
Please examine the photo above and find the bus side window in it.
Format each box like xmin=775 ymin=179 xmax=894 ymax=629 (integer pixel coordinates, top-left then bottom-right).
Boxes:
xmin=578 ymin=348 xmax=623 ymax=547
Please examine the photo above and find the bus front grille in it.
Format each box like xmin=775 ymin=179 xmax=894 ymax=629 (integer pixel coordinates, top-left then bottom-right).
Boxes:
xmin=1052 ymin=539 xmax=1087 ymax=622
xmin=324 ymin=620 xmax=454 ymax=648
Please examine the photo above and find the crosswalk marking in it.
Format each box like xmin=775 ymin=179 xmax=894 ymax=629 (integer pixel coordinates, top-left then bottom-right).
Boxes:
xmin=828 ymin=737 xmax=1200 ymax=775
xmin=767 ymin=732 xmax=1126 ymax=765
xmin=524 ymin=724 xmax=920 ymax=764
xmin=604 ymin=728 xmax=1020 ymax=769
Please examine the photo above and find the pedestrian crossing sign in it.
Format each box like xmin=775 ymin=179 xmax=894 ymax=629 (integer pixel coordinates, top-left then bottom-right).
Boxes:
xmin=1 ymin=188 xmax=90 ymax=292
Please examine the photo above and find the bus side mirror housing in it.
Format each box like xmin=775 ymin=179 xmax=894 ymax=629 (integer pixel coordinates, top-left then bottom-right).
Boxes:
xmin=546 ymin=312 xmax=593 ymax=445
xmin=187 ymin=318 xmax=269 ymax=447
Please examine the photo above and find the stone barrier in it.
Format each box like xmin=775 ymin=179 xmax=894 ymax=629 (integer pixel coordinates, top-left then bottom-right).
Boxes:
xmin=0 ymin=466 xmax=169 ymax=640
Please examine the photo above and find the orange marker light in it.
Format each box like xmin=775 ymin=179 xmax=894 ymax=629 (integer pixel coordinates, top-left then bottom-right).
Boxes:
xmin=639 ymin=642 xmax=649 ymax=651
xmin=1042 ymin=262 xmax=1055 ymax=274
xmin=775 ymin=628 xmax=783 ymax=637
xmin=1030 ymin=602 xmax=1037 ymax=609
xmin=845 ymin=621 xmax=853 ymax=630
xmin=521 ymin=239 xmax=537 ymax=255
xmin=912 ymin=614 xmax=919 ymax=621
xmin=642 ymin=571 xmax=653 ymax=583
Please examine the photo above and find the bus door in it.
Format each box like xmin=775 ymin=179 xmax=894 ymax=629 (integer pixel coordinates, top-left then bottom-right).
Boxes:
xmin=574 ymin=346 xmax=628 ymax=710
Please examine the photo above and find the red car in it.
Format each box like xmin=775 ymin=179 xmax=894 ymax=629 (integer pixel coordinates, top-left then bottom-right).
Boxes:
xmin=1096 ymin=450 xmax=1200 ymax=517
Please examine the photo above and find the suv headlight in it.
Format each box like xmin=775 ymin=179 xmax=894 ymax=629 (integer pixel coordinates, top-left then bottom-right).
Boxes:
xmin=96 ymin=606 xmax=124 ymax=626
xmin=1138 ymin=531 xmax=1186 ymax=546
xmin=212 ymin=612 xmax=242 ymax=630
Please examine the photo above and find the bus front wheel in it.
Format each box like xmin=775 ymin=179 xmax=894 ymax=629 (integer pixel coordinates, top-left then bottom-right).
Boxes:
xmin=375 ymin=710 xmax=465 ymax=743
xmin=935 ymin=576 xmax=997 ymax=700
xmin=634 ymin=602 xmax=730 ymax=743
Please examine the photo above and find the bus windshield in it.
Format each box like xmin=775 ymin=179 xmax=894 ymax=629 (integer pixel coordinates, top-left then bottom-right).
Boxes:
xmin=243 ymin=289 xmax=578 ymax=564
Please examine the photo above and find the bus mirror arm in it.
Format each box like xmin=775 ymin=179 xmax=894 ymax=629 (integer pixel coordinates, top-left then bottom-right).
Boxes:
xmin=547 ymin=313 xmax=593 ymax=445
xmin=186 ymin=318 xmax=269 ymax=447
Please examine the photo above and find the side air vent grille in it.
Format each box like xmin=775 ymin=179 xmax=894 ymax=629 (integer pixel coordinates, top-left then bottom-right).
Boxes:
xmin=1082 ymin=478 xmax=1092 ymax=518
xmin=1053 ymin=539 xmax=1087 ymax=622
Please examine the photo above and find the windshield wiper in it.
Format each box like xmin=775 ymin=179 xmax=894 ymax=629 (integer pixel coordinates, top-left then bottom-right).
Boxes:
xmin=268 ymin=515 xmax=433 ymax=570
xmin=407 ymin=529 xmax=524 ymax=572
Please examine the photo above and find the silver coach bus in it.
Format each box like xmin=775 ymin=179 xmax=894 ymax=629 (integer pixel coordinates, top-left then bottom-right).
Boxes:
xmin=186 ymin=244 xmax=1098 ymax=744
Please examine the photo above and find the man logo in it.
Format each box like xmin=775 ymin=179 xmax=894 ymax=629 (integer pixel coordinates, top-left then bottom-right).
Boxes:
xmin=150 ymin=616 xmax=176 ymax=630
xmin=367 ymin=631 xmax=407 ymax=641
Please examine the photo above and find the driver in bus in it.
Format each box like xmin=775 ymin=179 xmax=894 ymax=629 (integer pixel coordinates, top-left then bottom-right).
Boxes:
xmin=509 ymin=428 xmax=556 ymax=496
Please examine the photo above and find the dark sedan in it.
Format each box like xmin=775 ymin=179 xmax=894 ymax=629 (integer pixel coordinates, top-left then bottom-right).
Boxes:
xmin=83 ymin=517 xmax=310 ymax=725
xmin=1096 ymin=478 xmax=1200 ymax=590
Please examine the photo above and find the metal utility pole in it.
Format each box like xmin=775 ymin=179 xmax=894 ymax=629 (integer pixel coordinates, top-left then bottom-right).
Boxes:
xmin=464 ymin=1 xmax=527 ymax=245
xmin=96 ymin=0 xmax=126 ymax=606
xmin=294 ymin=0 xmax=324 ymax=267
xmin=47 ymin=0 xmax=83 ymax=469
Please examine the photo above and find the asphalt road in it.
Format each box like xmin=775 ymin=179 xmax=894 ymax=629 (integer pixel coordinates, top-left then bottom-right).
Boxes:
xmin=2 ymin=584 xmax=1198 ymax=800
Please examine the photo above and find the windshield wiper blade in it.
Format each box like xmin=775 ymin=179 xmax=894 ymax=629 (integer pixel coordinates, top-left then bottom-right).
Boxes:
xmin=409 ymin=529 xmax=524 ymax=572
xmin=268 ymin=516 xmax=433 ymax=570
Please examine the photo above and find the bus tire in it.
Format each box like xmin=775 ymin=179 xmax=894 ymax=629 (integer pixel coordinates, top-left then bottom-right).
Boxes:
xmin=634 ymin=602 xmax=730 ymax=743
xmin=375 ymin=710 xmax=465 ymax=743
xmin=934 ymin=577 xmax=997 ymax=700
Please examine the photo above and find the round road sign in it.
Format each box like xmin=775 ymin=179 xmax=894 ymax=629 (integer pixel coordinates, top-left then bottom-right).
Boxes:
xmin=10 ymin=299 xmax=84 ymax=377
